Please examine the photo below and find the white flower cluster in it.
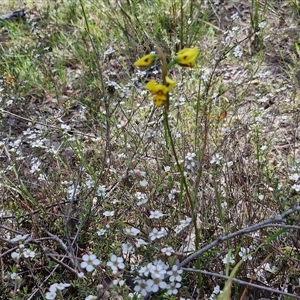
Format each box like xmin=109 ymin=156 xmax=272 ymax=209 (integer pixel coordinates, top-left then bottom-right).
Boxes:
xmin=184 ymin=152 xmax=198 ymax=173
xmin=10 ymin=234 xmax=36 ymax=260
xmin=45 ymin=283 xmax=71 ymax=300
xmin=238 ymin=247 xmax=252 ymax=261
xmin=135 ymin=191 xmax=148 ymax=206
xmin=289 ymin=170 xmax=300 ymax=192
xmin=80 ymin=253 xmax=101 ymax=272
xmin=134 ymin=260 xmax=183 ymax=296
xmin=106 ymin=254 xmax=125 ymax=274
xmin=209 ymin=285 xmax=221 ymax=299
xmin=174 ymin=217 xmax=192 ymax=234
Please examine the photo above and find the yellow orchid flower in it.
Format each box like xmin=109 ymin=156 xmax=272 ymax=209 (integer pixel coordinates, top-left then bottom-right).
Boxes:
xmin=175 ymin=47 xmax=199 ymax=67
xmin=146 ymin=80 xmax=168 ymax=106
xmin=165 ymin=76 xmax=176 ymax=90
xmin=134 ymin=53 xmax=158 ymax=67
xmin=153 ymin=94 xmax=167 ymax=106
xmin=145 ymin=78 xmax=176 ymax=106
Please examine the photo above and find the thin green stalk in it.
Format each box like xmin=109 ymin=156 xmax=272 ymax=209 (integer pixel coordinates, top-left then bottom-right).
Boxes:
xmin=180 ymin=0 xmax=184 ymax=48
xmin=163 ymin=109 xmax=203 ymax=286
xmin=194 ymin=77 xmax=202 ymax=150
xmin=163 ymin=109 xmax=200 ymax=248
xmin=79 ymin=0 xmax=111 ymax=172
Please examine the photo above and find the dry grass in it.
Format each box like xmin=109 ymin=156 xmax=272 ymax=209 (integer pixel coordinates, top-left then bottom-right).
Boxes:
xmin=0 ymin=1 xmax=300 ymax=299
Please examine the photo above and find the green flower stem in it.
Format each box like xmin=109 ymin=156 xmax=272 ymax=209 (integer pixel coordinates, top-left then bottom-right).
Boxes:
xmin=167 ymin=59 xmax=177 ymax=70
xmin=163 ymin=108 xmax=200 ymax=252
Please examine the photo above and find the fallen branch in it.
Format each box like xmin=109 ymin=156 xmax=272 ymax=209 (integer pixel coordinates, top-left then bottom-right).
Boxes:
xmin=180 ymin=204 xmax=300 ymax=266
xmin=183 ymin=268 xmax=300 ymax=299
xmin=0 ymin=9 xmax=26 ymax=22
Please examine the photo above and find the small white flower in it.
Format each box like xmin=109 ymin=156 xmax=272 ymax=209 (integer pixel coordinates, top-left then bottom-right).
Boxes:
xmin=85 ymin=296 xmax=97 ymax=300
xmin=149 ymin=261 xmax=167 ymax=279
xmin=11 ymin=251 xmax=20 ymax=260
xmin=184 ymin=152 xmax=198 ymax=172
xmin=55 ymin=283 xmax=71 ymax=290
xmin=209 ymin=285 xmax=221 ymax=299
xmin=122 ymin=242 xmax=134 ymax=254
xmin=106 ymin=80 xmax=121 ymax=90
xmin=230 ymin=12 xmax=239 ymax=20
xmin=185 ymin=152 xmax=196 ymax=160
xmin=149 ymin=210 xmax=164 ymax=219
xmin=136 ymin=70 xmax=147 ymax=78
xmin=238 ymin=247 xmax=252 ymax=261
xmin=161 ymin=246 xmax=174 ymax=256
xmin=289 ymin=174 xmax=300 ymax=181
xmin=174 ymin=216 xmax=192 ymax=234
xmin=139 ymin=179 xmax=148 ymax=187
xmin=221 ymin=201 xmax=228 ymax=209
xmin=149 ymin=228 xmax=168 ymax=241
xmin=22 ymin=248 xmax=35 ymax=258
xmin=146 ymin=278 xmax=167 ymax=292
xmin=181 ymin=217 xmax=192 ymax=227
xmin=210 ymin=153 xmax=222 ymax=165
xmin=97 ymin=185 xmax=106 ymax=197
xmin=103 ymin=210 xmax=114 ymax=217
xmin=106 ymin=255 xmax=125 ymax=274
xmin=135 ymin=192 xmax=148 ymax=206
xmin=167 ymin=265 xmax=183 ymax=282
xmin=97 ymin=229 xmax=107 ymax=236
xmin=128 ymin=292 xmax=142 ymax=299
xmin=226 ymin=161 xmax=234 ymax=167
xmin=213 ymin=285 xmax=220 ymax=294
xmin=134 ymin=278 xmax=148 ymax=296
xmin=138 ymin=264 xmax=152 ymax=277
xmin=233 ymin=45 xmax=243 ymax=58
xmin=80 ymin=253 xmax=101 ymax=272
xmin=258 ymin=96 xmax=269 ymax=103
xmin=222 ymin=253 xmax=235 ymax=264
xmin=164 ymin=166 xmax=171 ymax=172
xmin=61 ymin=124 xmax=71 ymax=131
xmin=49 ymin=284 xmax=58 ymax=293
xmin=224 ymin=30 xmax=235 ymax=44
xmin=258 ymin=21 xmax=266 ymax=29
xmin=125 ymin=227 xmax=140 ymax=236
xmin=112 ymin=279 xmax=125 ymax=286
xmin=167 ymin=281 xmax=181 ymax=295
xmin=45 ymin=291 xmax=57 ymax=300
xmin=30 ymin=158 xmax=41 ymax=173
xmin=104 ymin=46 xmax=115 ymax=56
xmin=135 ymin=238 xmax=148 ymax=247
xmin=292 ymin=184 xmax=300 ymax=192
xmin=168 ymin=189 xmax=177 ymax=201
xmin=262 ymin=262 xmax=276 ymax=273
xmin=77 ymin=272 xmax=85 ymax=278
xmin=31 ymin=139 xmax=45 ymax=148
xmin=257 ymin=70 xmax=271 ymax=78
xmin=10 ymin=272 xmax=21 ymax=280
xmin=145 ymin=279 xmax=156 ymax=292
xmin=258 ymin=194 xmax=264 ymax=200
xmin=10 ymin=234 xmax=29 ymax=243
